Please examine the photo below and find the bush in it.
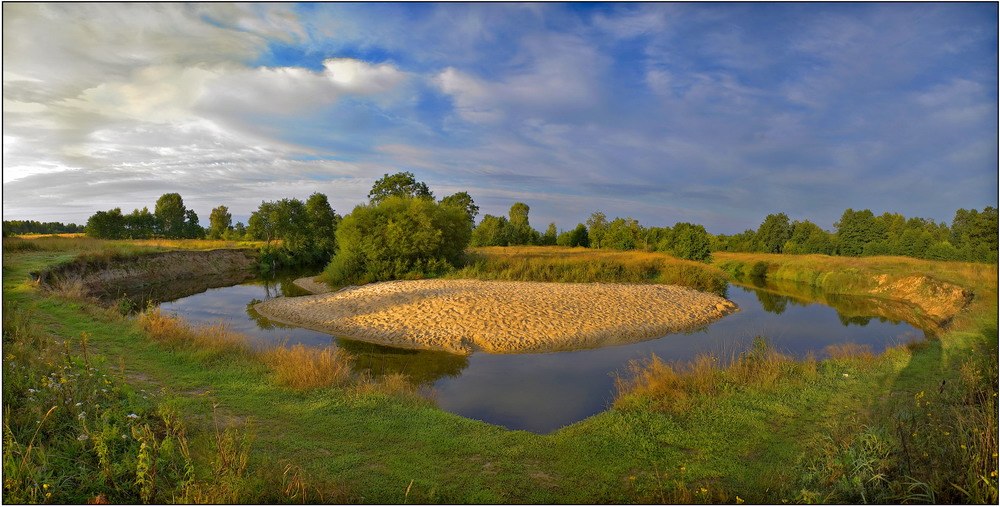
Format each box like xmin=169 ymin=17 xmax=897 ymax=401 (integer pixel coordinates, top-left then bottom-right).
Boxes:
xmin=322 ymin=196 xmax=472 ymax=285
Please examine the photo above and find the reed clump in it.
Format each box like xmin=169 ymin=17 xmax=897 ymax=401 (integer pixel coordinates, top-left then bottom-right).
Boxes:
xmin=138 ymin=308 xmax=249 ymax=356
xmin=615 ymin=337 xmax=809 ymax=414
xmin=263 ymin=345 xmax=353 ymax=390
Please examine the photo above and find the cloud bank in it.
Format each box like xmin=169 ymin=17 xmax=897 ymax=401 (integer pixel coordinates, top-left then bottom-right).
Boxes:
xmin=3 ymin=3 xmax=997 ymax=232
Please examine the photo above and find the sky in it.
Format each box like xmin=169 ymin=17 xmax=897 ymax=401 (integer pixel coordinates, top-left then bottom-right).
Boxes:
xmin=3 ymin=2 xmax=997 ymax=234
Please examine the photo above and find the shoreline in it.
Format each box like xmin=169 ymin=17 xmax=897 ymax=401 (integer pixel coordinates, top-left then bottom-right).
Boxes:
xmin=254 ymin=279 xmax=738 ymax=355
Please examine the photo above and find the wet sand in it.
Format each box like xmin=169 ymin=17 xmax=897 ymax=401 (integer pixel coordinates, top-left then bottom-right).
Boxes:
xmin=254 ymin=279 xmax=738 ymax=354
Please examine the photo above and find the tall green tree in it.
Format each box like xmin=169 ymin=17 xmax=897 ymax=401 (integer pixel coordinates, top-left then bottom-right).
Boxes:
xmin=507 ymin=202 xmax=538 ymax=245
xmin=541 ymin=223 xmax=558 ymax=245
xmin=755 ymin=213 xmax=792 ymax=253
xmin=183 ymin=210 xmax=203 ymax=239
xmin=368 ymin=171 xmax=433 ymax=204
xmin=154 ymin=193 xmax=187 ymax=238
xmin=671 ymin=222 xmax=711 ymax=261
xmin=439 ymin=192 xmax=479 ymax=225
xmin=835 ymin=209 xmax=885 ymax=257
xmin=305 ymin=192 xmax=340 ymax=262
xmin=470 ymin=215 xmax=510 ymax=247
xmin=207 ymin=206 xmax=232 ymax=240
xmin=85 ymin=208 xmax=125 ymax=239
xmin=586 ymin=211 xmax=609 ymax=249
xmin=123 ymin=207 xmax=156 ymax=239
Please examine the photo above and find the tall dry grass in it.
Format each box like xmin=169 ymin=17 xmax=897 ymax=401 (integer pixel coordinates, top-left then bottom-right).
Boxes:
xmin=263 ymin=344 xmax=353 ymax=389
xmin=456 ymin=246 xmax=728 ymax=295
xmin=615 ymin=337 xmax=815 ymax=414
xmin=138 ymin=308 xmax=249 ymax=356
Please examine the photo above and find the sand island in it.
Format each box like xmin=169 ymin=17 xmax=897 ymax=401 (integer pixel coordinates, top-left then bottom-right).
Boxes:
xmin=254 ymin=279 xmax=738 ymax=354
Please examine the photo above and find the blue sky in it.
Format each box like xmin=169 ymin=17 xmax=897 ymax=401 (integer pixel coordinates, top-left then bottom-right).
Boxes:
xmin=3 ymin=3 xmax=997 ymax=234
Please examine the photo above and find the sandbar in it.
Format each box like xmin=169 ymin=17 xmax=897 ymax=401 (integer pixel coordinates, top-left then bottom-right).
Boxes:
xmin=254 ymin=279 xmax=737 ymax=354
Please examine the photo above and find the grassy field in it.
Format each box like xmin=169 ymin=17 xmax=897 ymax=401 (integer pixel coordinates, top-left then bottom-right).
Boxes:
xmin=3 ymin=239 xmax=996 ymax=503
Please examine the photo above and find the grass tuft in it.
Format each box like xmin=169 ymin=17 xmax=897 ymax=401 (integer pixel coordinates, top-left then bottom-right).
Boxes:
xmin=263 ymin=345 xmax=353 ymax=390
xmin=138 ymin=308 xmax=249 ymax=356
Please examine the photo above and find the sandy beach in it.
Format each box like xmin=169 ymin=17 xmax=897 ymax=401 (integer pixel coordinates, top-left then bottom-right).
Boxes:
xmin=254 ymin=279 xmax=737 ymax=354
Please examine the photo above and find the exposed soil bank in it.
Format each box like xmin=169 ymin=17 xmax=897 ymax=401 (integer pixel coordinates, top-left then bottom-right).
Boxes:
xmin=254 ymin=279 xmax=738 ymax=354
xmin=36 ymin=249 xmax=258 ymax=304
xmin=292 ymin=276 xmax=333 ymax=294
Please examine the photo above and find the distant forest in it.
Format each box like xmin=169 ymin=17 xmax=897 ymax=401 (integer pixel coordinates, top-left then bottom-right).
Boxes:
xmin=6 ymin=173 xmax=997 ymax=267
xmin=2 ymin=220 xmax=84 ymax=236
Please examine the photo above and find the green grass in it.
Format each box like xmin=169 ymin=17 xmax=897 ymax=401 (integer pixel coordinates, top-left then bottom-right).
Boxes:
xmin=2 ymin=239 xmax=997 ymax=503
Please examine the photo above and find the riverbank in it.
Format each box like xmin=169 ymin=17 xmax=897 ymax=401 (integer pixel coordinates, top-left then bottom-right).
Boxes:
xmin=254 ymin=279 xmax=737 ymax=354
xmin=3 ymin=239 xmax=995 ymax=503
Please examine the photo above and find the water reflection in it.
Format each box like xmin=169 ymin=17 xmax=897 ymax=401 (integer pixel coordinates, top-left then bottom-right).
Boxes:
xmin=335 ymin=338 xmax=469 ymax=385
xmin=159 ymin=274 xmax=929 ymax=433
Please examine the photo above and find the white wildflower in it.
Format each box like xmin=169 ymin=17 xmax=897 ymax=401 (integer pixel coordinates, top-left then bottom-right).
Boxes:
xmin=77 ymin=434 xmax=89 ymax=441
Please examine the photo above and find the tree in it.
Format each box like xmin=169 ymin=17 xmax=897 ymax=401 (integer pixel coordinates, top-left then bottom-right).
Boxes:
xmin=470 ymin=215 xmax=510 ymax=247
xmin=154 ymin=193 xmax=187 ymax=238
xmin=439 ymin=192 xmax=479 ymax=225
xmin=247 ymin=201 xmax=280 ymax=245
xmin=557 ymin=223 xmax=589 ymax=247
xmin=755 ymin=213 xmax=792 ymax=253
xmin=183 ymin=210 xmax=203 ymax=239
xmin=586 ymin=211 xmax=609 ymax=248
xmin=541 ymin=223 xmax=558 ymax=245
xmin=322 ymin=195 xmax=472 ymax=285
xmin=305 ymin=192 xmax=341 ymax=263
xmin=506 ymin=202 xmax=538 ymax=245
xmin=123 ymin=207 xmax=156 ymax=239
xmin=671 ymin=222 xmax=711 ymax=261
xmin=952 ymin=207 xmax=998 ymax=262
xmin=835 ymin=209 xmax=885 ymax=257
xmin=368 ymin=171 xmax=433 ymax=204
xmin=604 ymin=217 xmax=641 ymax=250
xmin=85 ymin=208 xmax=125 ymax=239
xmin=208 ymin=205 xmax=233 ymax=240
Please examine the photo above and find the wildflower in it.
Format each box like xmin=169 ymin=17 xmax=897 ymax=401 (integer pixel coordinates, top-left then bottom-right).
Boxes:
xmin=27 ymin=388 xmax=36 ymax=394
xmin=43 ymin=484 xmax=49 ymax=490
xmin=699 ymin=487 xmax=708 ymax=494
xmin=736 ymin=496 xmax=745 ymax=504
xmin=842 ymin=373 xmax=849 ymax=378
xmin=992 ymin=470 xmax=998 ymax=478
xmin=77 ymin=434 xmax=89 ymax=441
xmin=78 ymin=412 xmax=86 ymax=420
xmin=127 ymin=413 xmax=139 ymax=419
xmin=75 ymin=402 xmax=82 ymax=407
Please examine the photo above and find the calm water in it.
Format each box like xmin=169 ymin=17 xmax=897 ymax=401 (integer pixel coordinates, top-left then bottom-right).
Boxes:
xmin=159 ymin=274 xmax=926 ymax=433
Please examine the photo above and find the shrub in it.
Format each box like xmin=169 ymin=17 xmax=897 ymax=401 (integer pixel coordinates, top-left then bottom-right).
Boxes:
xmin=322 ymin=196 xmax=471 ymax=285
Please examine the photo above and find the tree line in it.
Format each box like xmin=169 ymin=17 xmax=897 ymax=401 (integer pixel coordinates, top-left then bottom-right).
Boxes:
xmin=76 ymin=173 xmax=998 ymax=281
xmin=713 ymin=208 xmax=998 ymax=263
xmin=2 ymin=220 xmax=84 ymax=236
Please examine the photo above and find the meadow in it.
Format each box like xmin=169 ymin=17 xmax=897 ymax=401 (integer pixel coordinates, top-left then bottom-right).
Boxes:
xmin=2 ymin=236 xmax=996 ymax=503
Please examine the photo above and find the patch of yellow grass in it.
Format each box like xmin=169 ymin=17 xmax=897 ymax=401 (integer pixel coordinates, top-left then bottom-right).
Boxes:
xmin=263 ymin=344 xmax=353 ymax=389
xmin=138 ymin=308 xmax=249 ymax=354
